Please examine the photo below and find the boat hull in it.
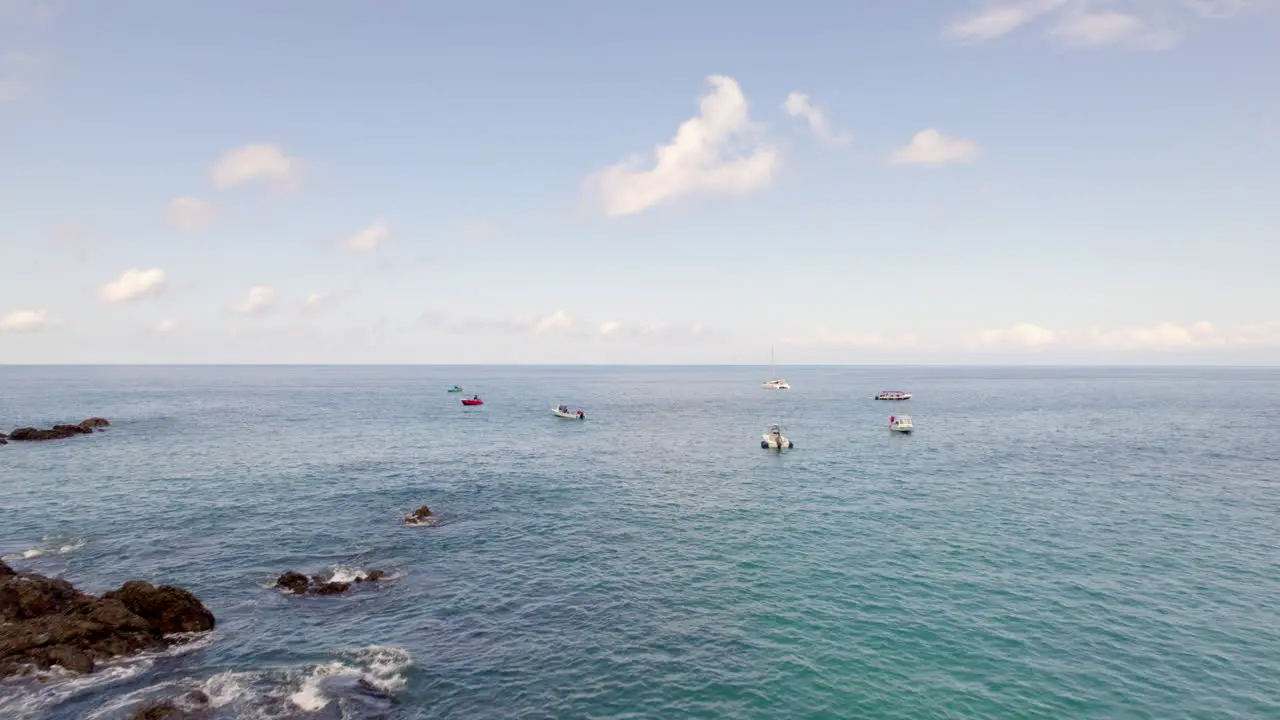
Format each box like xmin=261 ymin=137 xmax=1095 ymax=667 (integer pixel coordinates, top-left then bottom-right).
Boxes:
xmin=461 ymin=400 xmax=483 ymax=406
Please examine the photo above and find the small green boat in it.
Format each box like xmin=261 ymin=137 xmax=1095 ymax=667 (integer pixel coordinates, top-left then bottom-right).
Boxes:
xmin=447 ymin=385 xmax=463 ymax=393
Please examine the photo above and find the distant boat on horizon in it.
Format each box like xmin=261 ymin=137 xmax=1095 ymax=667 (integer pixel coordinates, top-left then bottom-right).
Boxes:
xmin=762 ymin=345 xmax=790 ymax=390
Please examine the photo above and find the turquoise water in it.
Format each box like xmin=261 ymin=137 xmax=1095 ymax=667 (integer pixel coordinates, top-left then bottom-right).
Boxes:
xmin=2 ymin=366 xmax=1278 ymax=719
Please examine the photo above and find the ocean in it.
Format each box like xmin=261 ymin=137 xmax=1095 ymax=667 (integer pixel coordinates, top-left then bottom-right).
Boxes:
xmin=1 ymin=365 xmax=1278 ymax=719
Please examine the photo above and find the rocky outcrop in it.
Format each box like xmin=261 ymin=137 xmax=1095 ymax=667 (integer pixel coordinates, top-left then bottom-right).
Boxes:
xmin=404 ymin=505 xmax=434 ymax=526
xmin=274 ymin=569 xmax=388 ymax=596
xmin=0 ymin=559 xmax=214 ymax=678
xmin=6 ymin=418 xmax=110 ymax=442
xmin=127 ymin=691 xmax=210 ymax=720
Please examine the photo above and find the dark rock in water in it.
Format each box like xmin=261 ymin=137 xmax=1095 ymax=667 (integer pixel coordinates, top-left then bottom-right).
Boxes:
xmin=127 ymin=690 xmax=210 ymax=720
xmin=275 ymin=571 xmax=310 ymax=595
xmin=9 ymin=424 xmax=92 ymax=441
xmin=310 ymin=581 xmax=351 ymax=596
xmin=0 ymin=439 xmax=7 ymax=445
xmin=405 ymin=505 xmax=435 ymax=526
xmin=128 ymin=700 xmax=180 ymax=720
xmin=103 ymin=581 xmax=216 ymax=634
xmin=0 ymin=562 xmax=214 ymax=678
xmin=275 ymin=568 xmax=387 ymax=595
xmin=79 ymin=417 xmax=111 ymax=429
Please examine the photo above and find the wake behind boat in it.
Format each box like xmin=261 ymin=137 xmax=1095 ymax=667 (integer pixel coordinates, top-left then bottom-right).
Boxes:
xmin=552 ymin=404 xmax=585 ymax=420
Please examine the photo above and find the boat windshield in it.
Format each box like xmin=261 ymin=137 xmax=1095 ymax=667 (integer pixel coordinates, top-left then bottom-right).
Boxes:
xmin=767 ymin=425 xmax=783 ymax=434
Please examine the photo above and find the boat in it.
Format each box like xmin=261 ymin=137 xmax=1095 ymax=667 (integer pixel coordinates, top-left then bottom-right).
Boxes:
xmin=889 ymin=415 xmax=913 ymax=433
xmin=875 ymin=390 xmax=912 ymax=401
xmin=447 ymin=385 xmax=463 ymax=393
xmin=762 ymin=345 xmax=790 ymax=390
xmin=761 ymin=423 xmax=794 ymax=449
xmin=461 ymin=395 xmax=484 ymax=406
xmin=551 ymin=404 xmax=585 ymax=420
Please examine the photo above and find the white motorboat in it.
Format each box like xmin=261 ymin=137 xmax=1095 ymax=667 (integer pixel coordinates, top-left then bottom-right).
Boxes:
xmin=761 ymin=423 xmax=794 ymax=449
xmin=875 ymin=390 xmax=912 ymax=401
xmin=762 ymin=345 xmax=790 ymax=390
xmin=889 ymin=415 xmax=913 ymax=433
xmin=551 ymin=404 xmax=585 ymax=420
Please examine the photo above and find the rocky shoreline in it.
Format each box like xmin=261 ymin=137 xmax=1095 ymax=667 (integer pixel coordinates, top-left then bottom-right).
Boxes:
xmin=0 ymin=559 xmax=215 ymax=678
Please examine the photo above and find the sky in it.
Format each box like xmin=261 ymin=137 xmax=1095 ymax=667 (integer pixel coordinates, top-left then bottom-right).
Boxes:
xmin=1 ymin=0 xmax=1278 ymax=364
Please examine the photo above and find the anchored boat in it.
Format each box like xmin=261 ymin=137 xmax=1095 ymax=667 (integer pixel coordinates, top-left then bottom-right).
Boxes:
xmin=551 ymin=404 xmax=586 ymax=420
xmin=889 ymin=415 xmax=913 ymax=433
xmin=875 ymin=390 xmax=912 ymax=401
xmin=461 ymin=395 xmax=484 ymax=406
xmin=762 ymin=345 xmax=790 ymax=390
xmin=761 ymin=424 xmax=794 ymax=449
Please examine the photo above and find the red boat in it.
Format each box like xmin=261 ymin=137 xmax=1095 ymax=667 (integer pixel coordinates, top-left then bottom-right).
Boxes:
xmin=461 ymin=395 xmax=484 ymax=406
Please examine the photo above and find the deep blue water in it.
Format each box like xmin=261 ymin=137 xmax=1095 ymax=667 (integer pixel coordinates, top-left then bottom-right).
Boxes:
xmin=1 ymin=366 xmax=1279 ymax=719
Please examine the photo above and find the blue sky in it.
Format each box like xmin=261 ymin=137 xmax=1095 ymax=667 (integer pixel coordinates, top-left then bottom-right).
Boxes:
xmin=1 ymin=0 xmax=1278 ymax=364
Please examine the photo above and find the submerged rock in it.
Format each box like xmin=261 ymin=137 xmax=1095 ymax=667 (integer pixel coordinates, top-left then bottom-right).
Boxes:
xmin=404 ymin=505 xmax=434 ymax=526
xmin=0 ymin=560 xmax=214 ymax=678
xmin=274 ymin=569 xmax=388 ymax=596
xmin=310 ymin=581 xmax=351 ymax=596
xmin=127 ymin=690 xmax=210 ymax=720
xmin=274 ymin=571 xmax=310 ymax=595
xmin=7 ymin=418 xmax=109 ymax=442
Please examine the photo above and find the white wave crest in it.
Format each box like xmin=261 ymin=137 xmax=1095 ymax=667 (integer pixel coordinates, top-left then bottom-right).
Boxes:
xmin=289 ymin=645 xmax=412 ymax=711
xmin=2 ymin=536 xmax=86 ymax=561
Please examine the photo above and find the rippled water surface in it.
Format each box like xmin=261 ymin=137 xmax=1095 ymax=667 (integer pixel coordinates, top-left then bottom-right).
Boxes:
xmin=2 ymin=365 xmax=1279 ymax=719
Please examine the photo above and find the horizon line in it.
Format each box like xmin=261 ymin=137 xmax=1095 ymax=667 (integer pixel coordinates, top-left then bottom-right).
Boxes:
xmin=1 ymin=362 xmax=1278 ymax=369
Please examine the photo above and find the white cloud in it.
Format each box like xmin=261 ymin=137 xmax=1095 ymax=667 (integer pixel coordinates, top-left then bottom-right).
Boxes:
xmin=345 ymin=219 xmax=389 ymax=252
xmin=99 ymin=268 xmax=166 ymax=303
xmin=532 ymin=310 xmax=572 ymax=335
xmin=299 ymin=289 xmax=350 ymax=313
xmin=889 ymin=129 xmax=980 ymax=166
xmin=598 ymin=321 xmax=621 ymax=336
xmin=461 ymin=220 xmax=499 ymax=240
xmin=155 ymin=319 xmax=178 ymax=333
xmin=234 ymin=285 xmax=276 ymax=315
xmin=945 ymin=0 xmax=1071 ymax=42
xmin=979 ymin=322 xmax=1060 ymax=348
xmin=782 ymin=91 xmax=849 ymax=146
xmin=947 ymin=0 xmax=1259 ymax=48
xmin=167 ymin=196 xmax=216 ymax=230
xmin=583 ymin=75 xmax=779 ymax=217
xmin=1086 ymin=321 xmax=1229 ymax=350
xmin=973 ymin=321 xmax=1280 ymax=352
xmin=0 ymin=52 xmax=40 ymax=103
xmin=210 ymin=143 xmax=302 ymax=190
xmin=0 ymin=309 xmax=51 ymax=332
xmin=1184 ymin=0 xmax=1252 ymax=19
xmin=1053 ymin=11 xmax=1143 ymax=46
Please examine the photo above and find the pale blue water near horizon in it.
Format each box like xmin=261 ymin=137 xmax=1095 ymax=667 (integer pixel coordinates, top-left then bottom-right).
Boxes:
xmin=2 ymin=365 xmax=1279 ymax=719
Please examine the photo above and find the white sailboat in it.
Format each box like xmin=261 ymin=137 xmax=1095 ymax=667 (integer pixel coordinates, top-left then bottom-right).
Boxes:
xmin=762 ymin=345 xmax=790 ymax=390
